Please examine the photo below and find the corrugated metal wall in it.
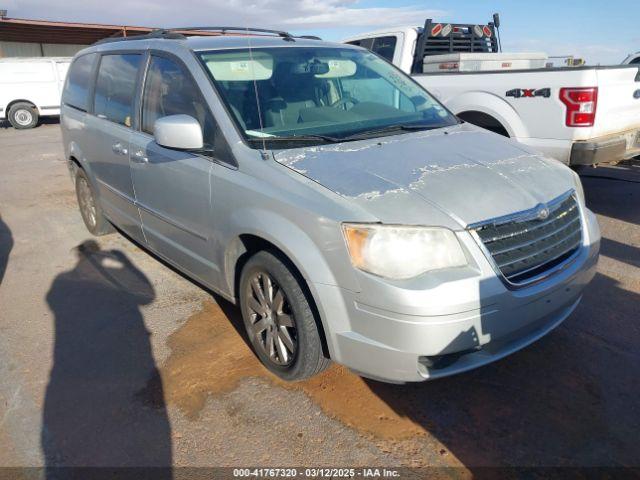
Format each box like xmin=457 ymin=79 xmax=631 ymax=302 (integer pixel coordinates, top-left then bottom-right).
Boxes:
xmin=0 ymin=41 xmax=86 ymax=57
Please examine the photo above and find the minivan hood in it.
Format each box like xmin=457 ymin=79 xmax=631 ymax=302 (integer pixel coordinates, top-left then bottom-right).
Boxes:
xmin=273 ymin=124 xmax=575 ymax=228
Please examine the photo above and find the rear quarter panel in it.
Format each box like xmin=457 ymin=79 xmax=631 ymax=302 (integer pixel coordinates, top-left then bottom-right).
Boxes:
xmin=414 ymin=68 xmax=604 ymax=142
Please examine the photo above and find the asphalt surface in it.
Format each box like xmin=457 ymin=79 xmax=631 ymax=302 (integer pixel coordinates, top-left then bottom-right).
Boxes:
xmin=0 ymin=122 xmax=639 ymax=474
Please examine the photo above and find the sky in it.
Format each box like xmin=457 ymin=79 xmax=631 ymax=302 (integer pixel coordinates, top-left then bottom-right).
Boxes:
xmin=3 ymin=0 xmax=639 ymax=64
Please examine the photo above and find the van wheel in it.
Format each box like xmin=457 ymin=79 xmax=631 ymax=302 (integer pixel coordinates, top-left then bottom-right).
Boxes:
xmin=75 ymin=168 xmax=113 ymax=236
xmin=239 ymin=250 xmax=330 ymax=381
xmin=8 ymin=102 xmax=39 ymax=129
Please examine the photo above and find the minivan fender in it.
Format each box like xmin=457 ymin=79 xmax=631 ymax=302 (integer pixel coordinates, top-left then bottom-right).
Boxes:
xmin=223 ymin=208 xmax=354 ymax=294
xmin=223 ymin=208 xmax=358 ymax=356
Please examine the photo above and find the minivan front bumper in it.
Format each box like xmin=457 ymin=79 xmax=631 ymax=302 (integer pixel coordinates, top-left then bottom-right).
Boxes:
xmin=314 ymin=209 xmax=600 ymax=383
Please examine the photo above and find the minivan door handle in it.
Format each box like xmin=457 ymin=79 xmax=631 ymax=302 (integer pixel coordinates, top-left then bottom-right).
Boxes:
xmin=131 ymin=149 xmax=148 ymax=164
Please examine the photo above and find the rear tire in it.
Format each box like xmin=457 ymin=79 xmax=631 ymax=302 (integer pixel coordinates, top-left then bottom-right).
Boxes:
xmin=239 ymin=250 xmax=330 ymax=381
xmin=75 ymin=168 xmax=114 ymax=236
xmin=8 ymin=102 xmax=39 ymax=129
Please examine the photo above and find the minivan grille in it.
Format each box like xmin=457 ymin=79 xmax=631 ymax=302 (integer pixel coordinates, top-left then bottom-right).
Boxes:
xmin=471 ymin=193 xmax=582 ymax=286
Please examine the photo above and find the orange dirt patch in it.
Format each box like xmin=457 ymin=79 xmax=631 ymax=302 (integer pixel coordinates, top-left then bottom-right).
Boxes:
xmin=158 ymin=300 xmax=426 ymax=440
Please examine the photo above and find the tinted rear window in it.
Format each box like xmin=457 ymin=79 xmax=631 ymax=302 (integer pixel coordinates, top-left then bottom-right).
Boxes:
xmin=93 ymin=54 xmax=142 ymax=127
xmin=63 ymin=54 xmax=97 ymax=111
xmin=371 ymin=36 xmax=397 ymax=62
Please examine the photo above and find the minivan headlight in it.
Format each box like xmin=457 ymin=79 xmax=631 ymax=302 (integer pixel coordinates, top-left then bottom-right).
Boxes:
xmin=342 ymin=223 xmax=468 ymax=279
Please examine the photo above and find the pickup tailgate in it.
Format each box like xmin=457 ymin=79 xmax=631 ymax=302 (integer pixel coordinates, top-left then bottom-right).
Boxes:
xmin=593 ymin=66 xmax=640 ymax=137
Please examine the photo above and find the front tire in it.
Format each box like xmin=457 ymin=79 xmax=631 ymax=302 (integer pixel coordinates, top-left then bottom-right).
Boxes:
xmin=239 ymin=250 xmax=330 ymax=381
xmin=8 ymin=102 xmax=39 ymax=129
xmin=75 ymin=168 xmax=113 ymax=236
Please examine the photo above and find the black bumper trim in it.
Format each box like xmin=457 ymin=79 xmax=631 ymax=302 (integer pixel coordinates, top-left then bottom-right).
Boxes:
xmin=570 ymin=137 xmax=629 ymax=165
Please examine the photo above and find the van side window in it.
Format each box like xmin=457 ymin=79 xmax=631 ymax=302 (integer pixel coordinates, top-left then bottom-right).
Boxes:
xmin=141 ymin=55 xmax=215 ymax=149
xmin=370 ymin=36 xmax=397 ymax=62
xmin=63 ymin=54 xmax=97 ymax=112
xmin=93 ymin=54 xmax=142 ymax=127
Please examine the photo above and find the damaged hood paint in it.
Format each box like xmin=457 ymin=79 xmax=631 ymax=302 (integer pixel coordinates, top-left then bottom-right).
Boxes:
xmin=273 ymin=124 xmax=575 ymax=228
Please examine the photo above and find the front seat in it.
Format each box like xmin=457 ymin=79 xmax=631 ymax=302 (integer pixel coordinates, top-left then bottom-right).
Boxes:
xmin=263 ymin=62 xmax=318 ymax=128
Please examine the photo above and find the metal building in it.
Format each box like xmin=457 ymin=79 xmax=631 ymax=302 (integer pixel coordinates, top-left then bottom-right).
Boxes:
xmin=0 ymin=17 xmax=157 ymax=57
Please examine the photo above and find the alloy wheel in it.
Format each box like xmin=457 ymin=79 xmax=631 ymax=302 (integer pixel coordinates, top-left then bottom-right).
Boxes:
xmin=77 ymin=177 xmax=97 ymax=229
xmin=246 ymin=271 xmax=297 ymax=366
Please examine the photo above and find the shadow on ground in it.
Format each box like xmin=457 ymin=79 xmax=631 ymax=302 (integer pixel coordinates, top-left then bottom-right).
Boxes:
xmin=42 ymin=240 xmax=172 ymax=478
xmin=0 ymin=214 xmax=12 ymax=285
xmin=0 ymin=117 xmax=60 ymax=130
xmin=579 ymin=161 xmax=640 ymax=225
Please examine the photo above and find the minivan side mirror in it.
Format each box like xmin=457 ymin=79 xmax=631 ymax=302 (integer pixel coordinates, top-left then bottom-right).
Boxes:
xmin=154 ymin=115 xmax=204 ymax=150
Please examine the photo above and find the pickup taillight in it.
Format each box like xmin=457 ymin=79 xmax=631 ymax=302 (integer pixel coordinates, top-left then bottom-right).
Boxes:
xmin=559 ymin=87 xmax=598 ymax=127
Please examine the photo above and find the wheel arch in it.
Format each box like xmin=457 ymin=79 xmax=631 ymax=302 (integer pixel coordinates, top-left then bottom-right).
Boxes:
xmin=6 ymin=99 xmax=40 ymax=115
xmin=230 ymin=233 xmax=332 ymax=359
xmin=446 ymin=91 xmax=528 ymax=139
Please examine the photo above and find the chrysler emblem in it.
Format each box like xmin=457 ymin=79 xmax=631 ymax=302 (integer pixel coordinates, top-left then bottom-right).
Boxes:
xmin=537 ymin=207 xmax=550 ymax=220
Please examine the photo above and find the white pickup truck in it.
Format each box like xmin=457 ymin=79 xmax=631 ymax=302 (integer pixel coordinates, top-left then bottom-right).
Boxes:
xmin=344 ymin=20 xmax=640 ymax=165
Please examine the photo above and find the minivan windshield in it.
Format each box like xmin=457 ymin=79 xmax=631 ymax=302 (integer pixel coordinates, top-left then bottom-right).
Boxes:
xmin=197 ymin=46 xmax=458 ymax=148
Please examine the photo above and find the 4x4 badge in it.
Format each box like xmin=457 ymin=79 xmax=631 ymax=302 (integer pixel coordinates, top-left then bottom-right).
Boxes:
xmin=506 ymin=88 xmax=551 ymax=98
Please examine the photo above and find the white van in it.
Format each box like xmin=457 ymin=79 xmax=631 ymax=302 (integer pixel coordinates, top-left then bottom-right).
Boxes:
xmin=0 ymin=57 xmax=71 ymax=129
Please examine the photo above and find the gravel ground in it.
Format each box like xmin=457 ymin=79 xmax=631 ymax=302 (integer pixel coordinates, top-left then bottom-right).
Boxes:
xmin=0 ymin=122 xmax=639 ymax=475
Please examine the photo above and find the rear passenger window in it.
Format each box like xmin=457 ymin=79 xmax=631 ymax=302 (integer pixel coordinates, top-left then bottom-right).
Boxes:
xmin=371 ymin=36 xmax=397 ymax=62
xmin=63 ymin=54 xmax=97 ymax=111
xmin=93 ymin=54 xmax=142 ymax=127
xmin=141 ymin=55 xmax=215 ymax=149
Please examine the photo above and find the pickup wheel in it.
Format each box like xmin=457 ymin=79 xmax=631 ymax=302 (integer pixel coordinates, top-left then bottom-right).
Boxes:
xmin=75 ymin=168 xmax=114 ymax=236
xmin=8 ymin=102 xmax=39 ymax=129
xmin=239 ymin=250 xmax=330 ymax=381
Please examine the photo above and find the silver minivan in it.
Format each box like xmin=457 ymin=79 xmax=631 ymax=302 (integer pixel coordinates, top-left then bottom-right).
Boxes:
xmin=61 ymin=28 xmax=600 ymax=383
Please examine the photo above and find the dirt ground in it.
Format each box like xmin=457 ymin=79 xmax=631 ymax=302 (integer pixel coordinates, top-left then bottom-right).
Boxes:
xmin=1 ymin=122 xmax=639 ymax=475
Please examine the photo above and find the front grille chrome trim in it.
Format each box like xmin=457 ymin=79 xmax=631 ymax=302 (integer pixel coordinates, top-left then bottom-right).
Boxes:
xmin=468 ymin=190 xmax=584 ymax=289
xmin=480 ymin=203 xmax=579 ymax=244
xmin=495 ymin=228 xmax=581 ymax=269
xmin=490 ymin=216 xmax=581 ymax=256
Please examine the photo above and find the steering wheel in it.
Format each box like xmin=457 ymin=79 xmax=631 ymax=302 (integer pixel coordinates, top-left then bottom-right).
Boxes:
xmin=330 ymin=95 xmax=359 ymax=110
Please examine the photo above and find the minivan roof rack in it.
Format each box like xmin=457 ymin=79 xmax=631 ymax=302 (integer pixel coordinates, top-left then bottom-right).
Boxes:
xmin=95 ymin=26 xmax=320 ymax=45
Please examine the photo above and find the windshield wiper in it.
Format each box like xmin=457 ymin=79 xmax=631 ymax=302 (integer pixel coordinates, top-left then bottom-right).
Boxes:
xmin=247 ymin=134 xmax=342 ymax=144
xmin=246 ymin=124 xmax=442 ymax=146
xmin=340 ymin=124 xmax=442 ymax=141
